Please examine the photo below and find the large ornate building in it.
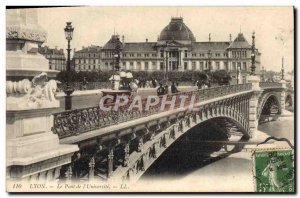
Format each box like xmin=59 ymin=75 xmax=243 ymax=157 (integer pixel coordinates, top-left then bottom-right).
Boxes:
xmin=74 ymin=17 xmax=261 ymax=83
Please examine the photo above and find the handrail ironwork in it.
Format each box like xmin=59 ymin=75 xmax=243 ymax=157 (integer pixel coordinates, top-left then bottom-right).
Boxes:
xmin=52 ymin=83 xmax=252 ymax=139
xmin=259 ymin=82 xmax=283 ymax=89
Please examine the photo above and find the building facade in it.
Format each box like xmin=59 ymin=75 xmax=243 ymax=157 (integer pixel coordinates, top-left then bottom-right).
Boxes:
xmin=74 ymin=17 xmax=261 ymax=83
xmin=38 ymin=45 xmax=66 ymax=71
xmin=73 ymin=45 xmax=102 ymax=71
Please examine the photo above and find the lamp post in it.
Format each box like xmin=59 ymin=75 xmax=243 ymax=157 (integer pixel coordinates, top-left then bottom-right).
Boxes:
xmin=110 ymin=37 xmax=122 ymax=90
xmin=208 ymin=49 xmax=212 ymax=72
xmin=261 ymin=65 xmax=265 ymax=82
xmin=64 ymin=22 xmax=74 ymax=110
xmin=250 ymin=31 xmax=256 ymax=75
xmin=164 ymin=43 xmax=169 ymax=81
xmin=281 ymin=56 xmax=285 ymax=80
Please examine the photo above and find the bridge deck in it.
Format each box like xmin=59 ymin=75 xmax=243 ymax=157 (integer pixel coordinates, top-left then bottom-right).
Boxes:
xmin=60 ymin=90 xmax=252 ymax=144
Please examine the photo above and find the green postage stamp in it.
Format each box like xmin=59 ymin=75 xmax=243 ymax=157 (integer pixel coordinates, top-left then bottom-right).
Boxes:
xmin=253 ymin=149 xmax=294 ymax=193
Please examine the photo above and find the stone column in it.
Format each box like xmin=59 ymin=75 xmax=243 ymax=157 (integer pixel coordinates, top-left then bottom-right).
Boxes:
xmin=6 ymin=9 xmax=78 ymax=182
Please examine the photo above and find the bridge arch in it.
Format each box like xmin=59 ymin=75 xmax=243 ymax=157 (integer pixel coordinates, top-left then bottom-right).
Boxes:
xmin=285 ymin=94 xmax=293 ymax=107
xmin=257 ymin=92 xmax=281 ymax=121
xmin=108 ymin=105 xmax=250 ymax=182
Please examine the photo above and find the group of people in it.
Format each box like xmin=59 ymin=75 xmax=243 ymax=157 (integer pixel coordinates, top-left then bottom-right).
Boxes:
xmin=194 ymin=79 xmax=211 ymax=90
xmin=157 ymin=81 xmax=180 ymax=96
xmin=136 ymin=78 xmax=159 ymax=88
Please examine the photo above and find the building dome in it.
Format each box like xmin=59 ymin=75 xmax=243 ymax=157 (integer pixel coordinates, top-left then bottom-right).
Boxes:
xmin=159 ymin=17 xmax=196 ymax=42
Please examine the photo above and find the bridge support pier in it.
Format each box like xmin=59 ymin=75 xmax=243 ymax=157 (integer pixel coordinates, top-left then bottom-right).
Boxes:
xmin=6 ymin=9 xmax=78 ymax=183
xmin=280 ymin=80 xmax=287 ymax=112
xmin=248 ymin=75 xmax=262 ymax=138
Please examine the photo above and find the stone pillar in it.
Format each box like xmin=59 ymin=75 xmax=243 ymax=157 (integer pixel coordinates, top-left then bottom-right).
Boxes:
xmin=247 ymin=75 xmax=262 ymax=138
xmin=6 ymin=9 xmax=78 ymax=182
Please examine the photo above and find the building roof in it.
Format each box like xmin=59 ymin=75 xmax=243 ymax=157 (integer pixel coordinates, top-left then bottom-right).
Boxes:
xmin=192 ymin=42 xmax=230 ymax=51
xmin=228 ymin=33 xmax=251 ymax=49
xmin=38 ymin=45 xmax=65 ymax=55
xmin=123 ymin=42 xmax=156 ymax=52
xmin=159 ymin=17 xmax=196 ymax=42
xmin=76 ymin=45 xmax=102 ymax=53
xmin=102 ymin=35 xmax=123 ymax=50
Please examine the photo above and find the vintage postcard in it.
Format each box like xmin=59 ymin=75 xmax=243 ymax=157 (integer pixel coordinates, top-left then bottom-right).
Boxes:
xmin=6 ymin=6 xmax=295 ymax=193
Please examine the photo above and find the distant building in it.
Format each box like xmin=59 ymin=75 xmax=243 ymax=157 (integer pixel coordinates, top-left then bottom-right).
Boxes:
xmin=73 ymin=17 xmax=261 ymax=83
xmin=73 ymin=45 xmax=102 ymax=71
xmin=38 ymin=45 xmax=66 ymax=71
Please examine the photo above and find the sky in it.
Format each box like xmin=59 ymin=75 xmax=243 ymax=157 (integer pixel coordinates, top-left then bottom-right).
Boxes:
xmin=35 ymin=6 xmax=294 ymax=72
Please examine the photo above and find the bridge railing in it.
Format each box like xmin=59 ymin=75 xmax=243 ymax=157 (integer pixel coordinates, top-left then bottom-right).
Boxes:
xmin=52 ymin=83 xmax=252 ymax=139
xmin=259 ymin=82 xmax=283 ymax=89
xmin=57 ymin=82 xmax=111 ymax=91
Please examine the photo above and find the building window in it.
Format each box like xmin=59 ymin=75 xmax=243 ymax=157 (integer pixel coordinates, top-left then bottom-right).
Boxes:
xmin=237 ymin=62 xmax=241 ymax=70
xmin=160 ymin=62 xmax=164 ymax=70
xmin=192 ymin=62 xmax=196 ymax=70
xmin=130 ymin=62 xmax=134 ymax=70
xmin=216 ymin=62 xmax=220 ymax=70
xmin=152 ymin=62 xmax=156 ymax=67
xmin=184 ymin=50 xmax=188 ymax=58
xmin=243 ymin=62 xmax=247 ymax=71
xmin=130 ymin=53 xmax=134 ymax=57
xmin=232 ymin=62 xmax=236 ymax=71
xmin=145 ymin=53 xmax=149 ymax=57
xmin=123 ymin=53 xmax=127 ymax=57
xmin=160 ymin=50 xmax=164 ymax=58
xmin=184 ymin=62 xmax=188 ymax=70
xmin=145 ymin=62 xmax=149 ymax=70
xmin=192 ymin=53 xmax=196 ymax=57
xmin=224 ymin=62 xmax=228 ymax=70
xmin=152 ymin=53 xmax=157 ymax=57
xmin=200 ymin=62 xmax=204 ymax=70
xmin=137 ymin=53 xmax=141 ymax=57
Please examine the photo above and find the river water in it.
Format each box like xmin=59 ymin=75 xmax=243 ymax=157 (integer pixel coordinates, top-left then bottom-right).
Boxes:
xmin=139 ymin=110 xmax=294 ymax=192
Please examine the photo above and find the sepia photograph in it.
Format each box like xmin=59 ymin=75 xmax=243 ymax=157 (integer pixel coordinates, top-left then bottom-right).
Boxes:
xmin=5 ymin=6 xmax=295 ymax=193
